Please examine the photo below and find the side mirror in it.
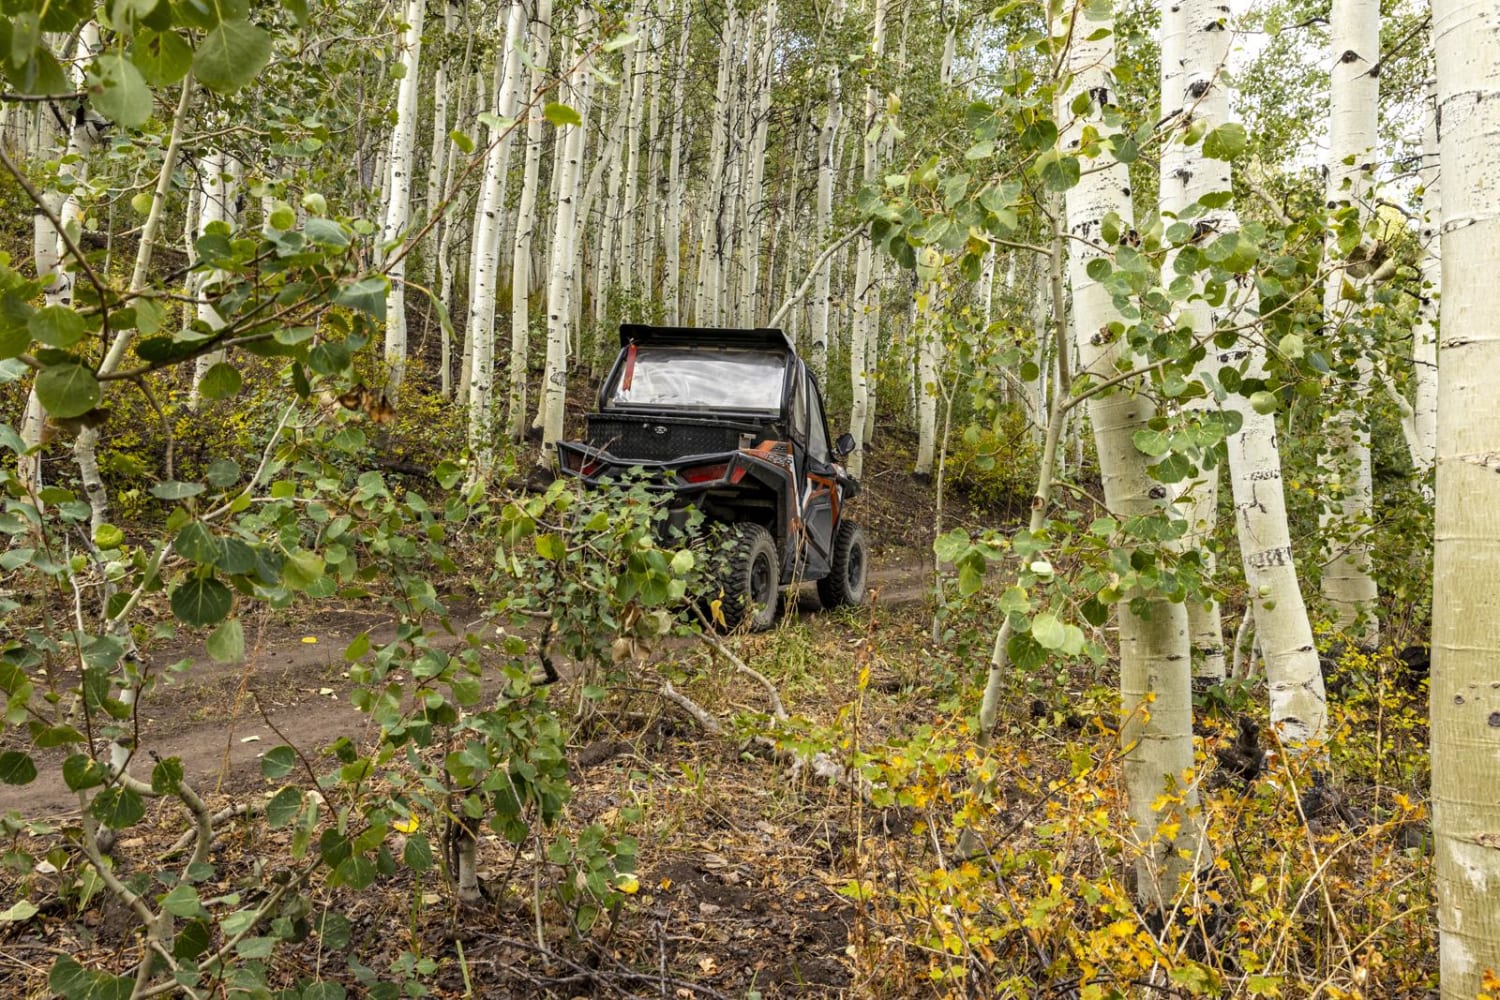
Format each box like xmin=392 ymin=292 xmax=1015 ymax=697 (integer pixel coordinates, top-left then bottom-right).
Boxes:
xmin=834 ymin=433 xmax=857 ymax=458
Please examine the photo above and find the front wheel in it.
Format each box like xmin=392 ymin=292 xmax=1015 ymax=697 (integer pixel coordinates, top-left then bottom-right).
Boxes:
xmin=713 ymin=523 xmax=779 ymax=632
xmin=817 ymin=521 xmax=869 ymax=610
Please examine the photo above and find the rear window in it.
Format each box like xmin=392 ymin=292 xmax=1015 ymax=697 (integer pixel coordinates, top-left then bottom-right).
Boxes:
xmin=607 ymin=347 xmax=787 ymax=412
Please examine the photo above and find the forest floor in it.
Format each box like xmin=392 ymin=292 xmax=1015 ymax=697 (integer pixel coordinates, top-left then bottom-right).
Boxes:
xmin=0 ymin=436 xmax=1018 ymax=998
xmin=0 ymin=436 xmax=1439 ymax=999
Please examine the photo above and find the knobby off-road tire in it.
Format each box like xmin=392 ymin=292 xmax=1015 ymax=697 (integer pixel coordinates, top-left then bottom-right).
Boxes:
xmin=714 ymin=523 xmax=779 ymax=632
xmin=817 ymin=520 xmax=869 ymax=610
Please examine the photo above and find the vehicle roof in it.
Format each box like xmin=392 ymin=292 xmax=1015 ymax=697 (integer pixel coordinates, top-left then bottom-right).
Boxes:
xmin=618 ymin=323 xmax=796 ymax=354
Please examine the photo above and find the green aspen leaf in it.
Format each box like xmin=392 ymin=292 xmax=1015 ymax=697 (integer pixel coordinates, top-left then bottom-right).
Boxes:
xmin=174 ymin=522 xmax=220 ymax=562
xmin=1249 ymin=390 xmax=1278 ymax=415
xmin=957 ymin=561 xmax=984 ymax=596
xmin=281 ymin=549 xmax=325 ymax=589
xmin=0 ymin=900 xmax=38 ymax=923
xmin=62 ymin=754 xmax=105 ymax=791
xmin=206 ymin=617 xmax=244 ymax=663
xmin=535 ymin=533 xmax=565 ymax=561
xmin=266 ymin=786 xmax=302 ymax=827
xmin=282 ymin=0 xmax=310 ymax=26
xmin=28 ymin=305 xmax=86 ymax=348
xmin=1036 ymin=150 xmax=1080 ymax=191
xmin=1202 ymin=123 xmax=1247 ymax=160
xmin=304 ymin=217 xmax=349 ymax=247
xmin=332 ymin=277 xmax=387 ymax=320
xmin=35 ymin=363 xmax=101 ymax=419
xmin=132 ymin=29 xmax=193 ymax=86
xmin=160 ymin=883 xmax=208 ymax=918
xmin=6 ymin=49 xmax=72 ymax=97
xmin=150 ymin=756 xmax=184 ymax=794
xmin=1085 ymin=257 xmax=1111 ymax=282
xmin=261 ymin=745 xmax=297 ymax=779
xmin=206 ymin=458 xmax=241 ymax=487
xmin=1132 ymin=428 xmax=1170 ymax=457
xmin=1006 ymin=631 xmax=1047 ymax=671
xmin=0 ymin=750 xmax=36 ymax=785
xmin=93 ymin=523 xmax=125 ymax=549
xmin=170 ymin=575 xmax=233 ymax=626
xmin=91 ymin=786 xmax=147 ymax=828
xmin=1278 ymin=334 xmax=1304 ymax=359
xmin=90 ymin=53 xmax=153 ymax=128
xmin=199 ymin=362 xmax=242 ymax=399
xmin=1150 ymin=452 xmax=1194 ymax=484
xmin=268 ymin=203 xmax=296 ymax=230
xmin=152 ymin=480 xmax=206 ymax=500
xmin=192 ymin=20 xmax=271 ymax=93
xmin=449 ymin=129 xmax=474 ymax=154
xmin=1030 ymin=612 xmax=1066 ymax=650
xmin=334 ymin=854 xmax=375 ymax=890
xmin=543 ymin=101 xmax=582 ymax=126
xmin=403 ymin=833 xmax=433 ymax=872
xmin=48 ymin=956 xmax=93 ymax=1000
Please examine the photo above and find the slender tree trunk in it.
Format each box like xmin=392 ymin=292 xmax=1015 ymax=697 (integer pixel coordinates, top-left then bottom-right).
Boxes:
xmin=506 ymin=0 xmax=555 ymax=441
xmin=466 ymin=2 xmax=526 ymax=474
xmin=846 ymin=0 xmax=887 ymax=480
xmin=380 ymin=0 xmax=426 ymax=396
xmin=1412 ymin=77 xmax=1440 ymax=475
xmin=809 ymin=0 xmax=843 ymax=377
xmin=1159 ymin=0 xmax=1231 ymax=683
xmin=619 ymin=8 xmax=650 ymax=298
xmin=1058 ymin=3 xmax=1201 ymax=909
xmin=1431 ymin=2 xmax=1500 ymax=995
xmin=189 ymin=150 xmax=232 ymax=407
xmin=1317 ymin=0 xmax=1380 ymax=643
xmin=663 ymin=6 xmax=689 ymax=324
xmin=538 ymin=8 xmax=594 ymax=460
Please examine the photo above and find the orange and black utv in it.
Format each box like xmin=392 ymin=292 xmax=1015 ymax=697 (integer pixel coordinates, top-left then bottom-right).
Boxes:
xmin=557 ymin=324 xmax=868 ymax=630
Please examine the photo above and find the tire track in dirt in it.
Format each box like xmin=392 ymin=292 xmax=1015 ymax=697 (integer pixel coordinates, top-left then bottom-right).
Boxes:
xmin=0 ymin=550 xmax=932 ymax=819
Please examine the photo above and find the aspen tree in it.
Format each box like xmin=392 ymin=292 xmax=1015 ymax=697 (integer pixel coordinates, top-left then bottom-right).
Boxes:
xmin=507 ymin=0 xmax=555 ymax=441
xmin=464 ymin=2 xmax=526 ymax=475
xmin=1159 ymin=0 xmax=1229 ymax=683
xmin=1317 ymin=0 xmax=1380 ymax=643
xmin=663 ymin=5 xmax=690 ymax=323
xmin=846 ymin=0 xmax=888 ymax=481
xmin=538 ymin=8 xmax=593 ymax=459
xmin=618 ymin=7 xmax=651 ymax=296
xmin=189 ymin=150 xmax=233 ymax=407
xmin=1057 ymin=0 xmax=1202 ymax=907
xmin=1411 ymin=78 xmax=1439 ymax=474
xmin=809 ymin=0 xmax=844 ymax=378
xmin=380 ymin=0 xmax=425 ymax=396
xmin=1430 ymin=1 xmax=1500 ymax=994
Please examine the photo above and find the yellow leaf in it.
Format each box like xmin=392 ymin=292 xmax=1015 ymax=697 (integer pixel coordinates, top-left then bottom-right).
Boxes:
xmin=615 ymin=873 xmax=640 ymax=895
xmin=393 ymin=815 xmax=420 ymax=834
xmin=301 ymin=636 xmax=318 ymax=644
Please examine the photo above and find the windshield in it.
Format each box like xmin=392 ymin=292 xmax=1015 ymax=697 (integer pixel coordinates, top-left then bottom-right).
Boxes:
xmin=607 ymin=347 xmax=787 ymax=412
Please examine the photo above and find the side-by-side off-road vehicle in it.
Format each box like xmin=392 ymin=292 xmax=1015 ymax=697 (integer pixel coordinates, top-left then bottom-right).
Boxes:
xmin=557 ymin=324 xmax=869 ymax=630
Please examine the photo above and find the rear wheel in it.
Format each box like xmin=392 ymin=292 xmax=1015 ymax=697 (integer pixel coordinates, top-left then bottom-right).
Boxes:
xmin=817 ymin=521 xmax=869 ymax=610
xmin=713 ymin=523 xmax=779 ymax=632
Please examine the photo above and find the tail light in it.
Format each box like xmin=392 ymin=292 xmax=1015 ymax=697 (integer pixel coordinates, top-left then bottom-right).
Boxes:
xmin=680 ymin=463 xmax=746 ymax=484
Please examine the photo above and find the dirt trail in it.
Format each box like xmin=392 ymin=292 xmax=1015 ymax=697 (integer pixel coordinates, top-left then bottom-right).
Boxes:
xmin=0 ymin=551 xmax=932 ymax=820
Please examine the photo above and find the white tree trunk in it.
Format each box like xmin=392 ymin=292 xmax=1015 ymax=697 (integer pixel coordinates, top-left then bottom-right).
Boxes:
xmin=913 ymin=276 xmax=941 ymax=478
xmin=380 ymin=0 xmax=426 ymax=396
xmin=809 ymin=1 xmax=843 ymax=377
xmin=1160 ymin=0 xmax=1232 ymax=683
xmin=538 ymin=8 xmax=594 ymax=459
xmin=465 ymin=2 xmax=526 ymax=473
xmin=1224 ymin=343 xmax=1328 ymax=745
xmin=663 ymin=7 xmax=690 ymax=323
xmin=1412 ymin=77 xmax=1440 ymax=475
xmin=189 ymin=150 xmax=232 ymax=407
xmin=1059 ymin=3 xmax=1202 ymax=908
xmin=846 ymin=0 xmax=887 ymax=481
xmin=1430 ymin=3 xmax=1500 ymax=995
xmin=1317 ymin=0 xmax=1380 ymax=643
xmin=506 ymin=0 xmax=554 ymax=440
xmin=618 ymin=9 xmax=650 ymax=297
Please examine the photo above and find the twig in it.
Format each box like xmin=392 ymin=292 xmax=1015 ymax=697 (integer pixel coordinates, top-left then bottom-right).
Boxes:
xmin=0 ymin=143 xmax=109 ymax=306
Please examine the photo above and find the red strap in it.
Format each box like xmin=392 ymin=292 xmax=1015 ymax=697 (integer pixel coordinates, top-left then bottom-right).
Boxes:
xmin=622 ymin=341 xmax=637 ymax=390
